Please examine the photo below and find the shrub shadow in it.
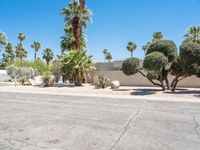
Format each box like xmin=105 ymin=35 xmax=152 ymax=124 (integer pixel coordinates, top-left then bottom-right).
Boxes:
xmin=34 ymin=83 xmax=75 ymax=88
xmin=113 ymin=89 xmax=132 ymax=92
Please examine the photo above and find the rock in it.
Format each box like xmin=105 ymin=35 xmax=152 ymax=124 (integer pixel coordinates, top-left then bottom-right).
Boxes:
xmin=111 ymin=80 xmax=120 ymax=90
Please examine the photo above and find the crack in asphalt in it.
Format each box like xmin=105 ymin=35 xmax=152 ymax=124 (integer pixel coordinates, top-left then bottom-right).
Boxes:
xmin=193 ymin=116 xmax=200 ymax=141
xmin=109 ymin=109 xmax=141 ymax=150
xmin=4 ymin=138 xmax=49 ymax=149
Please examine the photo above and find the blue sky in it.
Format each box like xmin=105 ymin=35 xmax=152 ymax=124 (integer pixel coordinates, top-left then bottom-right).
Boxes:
xmin=0 ymin=0 xmax=200 ymax=61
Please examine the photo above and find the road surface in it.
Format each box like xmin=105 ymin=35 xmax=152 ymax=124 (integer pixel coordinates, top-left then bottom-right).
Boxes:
xmin=0 ymin=92 xmax=200 ymax=150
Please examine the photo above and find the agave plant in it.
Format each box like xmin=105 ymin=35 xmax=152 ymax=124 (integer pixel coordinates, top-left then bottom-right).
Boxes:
xmin=95 ymin=75 xmax=109 ymax=89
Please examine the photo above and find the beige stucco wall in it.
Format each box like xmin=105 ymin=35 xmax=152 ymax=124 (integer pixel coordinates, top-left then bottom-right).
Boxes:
xmin=89 ymin=61 xmax=200 ymax=88
xmin=92 ymin=71 xmax=200 ymax=88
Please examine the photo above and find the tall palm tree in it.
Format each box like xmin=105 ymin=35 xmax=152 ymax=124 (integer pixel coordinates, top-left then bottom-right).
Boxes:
xmin=5 ymin=43 xmax=15 ymax=61
xmin=62 ymin=0 xmax=92 ymax=50
xmin=103 ymin=49 xmax=112 ymax=62
xmin=103 ymin=49 xmax=108 ymax=55
xmin=142 ymin=42 xmax=151 ymax=52
xmin=42 ymin=48 xmax=54 ymax=66
xmin=184 ymin=26 xmax=200 ymax=44
xmin=61 ymin=26 xmax=86 ymax=53
xmin=0 ymin=32 xmax=7 ymax=51
xmin=15 ymin=44 xmax=27 ymax=60
xmin=16 ymin=33 xmax=27 ymax=60
xmin=18 ymin=33 xmax=26 ymax=44
xmin=126 ymin=41 xmax=137 ymax=58
xmin=31 ymin=42 xmax=41 ymax=61
xmin=153 ymin=32 xmax=164 ymax=41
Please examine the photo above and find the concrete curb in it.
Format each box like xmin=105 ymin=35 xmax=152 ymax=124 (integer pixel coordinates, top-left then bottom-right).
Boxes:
xmin=0 ymin=88 xmax=199 ymax=103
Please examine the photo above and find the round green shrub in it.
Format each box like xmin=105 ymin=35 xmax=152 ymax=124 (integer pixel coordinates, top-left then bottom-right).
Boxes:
xmin=180 ymin=42 xmax=200 ymax=64
xmin=147 ymin=71 xmax=159 ymax=80
xmin=143 ymin=52 xmax=168 ymax=71
xmin=146 ymin=40 xmax=177 ymax=62
xmin=122 ymin=57 xmax=139 ymax=76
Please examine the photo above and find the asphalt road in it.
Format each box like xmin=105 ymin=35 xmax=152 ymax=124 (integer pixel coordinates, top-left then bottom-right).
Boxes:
xmin=0 ymin=92 xmax=200 ymax=150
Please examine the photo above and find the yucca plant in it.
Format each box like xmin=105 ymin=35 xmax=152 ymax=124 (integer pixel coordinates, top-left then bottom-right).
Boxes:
xmin=42 ymin=71 xmax=54 ymax=87
xmin=95 ymin=75 xmax=109 ymax=89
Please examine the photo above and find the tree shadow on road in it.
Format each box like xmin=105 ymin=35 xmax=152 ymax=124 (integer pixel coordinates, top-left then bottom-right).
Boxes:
xmin=164 ymin=88 xmax=200 ymax=98
xmin=130 ymin=88 xmax=161 ymax=96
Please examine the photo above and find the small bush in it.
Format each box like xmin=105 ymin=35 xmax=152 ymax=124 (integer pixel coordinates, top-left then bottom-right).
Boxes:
xmin=95 ymin=75 xmax=109 ymax=89
xmin=52 ymin=61 xmax=62 ymax=83
xmin=122 ymin=57 xmax=139 ymax=76
xmin=143 ymin=52 xmax=168 ymax=71
xmin=42 ymin=71 xmax=54 ymax=87
xmin=3 ymin=79 xmax=12 ymax=82
xmin=6 ymin=65 xmax=36 ymax=86
xmin=14 ymin=60 xmax=50 ymax=75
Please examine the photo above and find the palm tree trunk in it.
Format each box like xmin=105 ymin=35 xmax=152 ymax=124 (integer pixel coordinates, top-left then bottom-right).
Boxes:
xmin=47 ymin=60 xmax=49 ymax=66
xmin=34 ymin=51 xmax=37 ymax=62
xmin=131 ymin=52 xmax=133 ymax=58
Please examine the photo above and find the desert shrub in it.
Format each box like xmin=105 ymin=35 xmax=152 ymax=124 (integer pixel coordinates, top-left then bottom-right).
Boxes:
xmin=146 ymin=40 xmax=177 ymax=62
xmin=52 ymin=61 xmax=63 ymax=83
xmin=122 ymin=57 xmax=139 ymax=76
xmin=60 ymin=51 xmax=95 ymax=86
xmin=95 ymin=75 xmax=109 ymax=89
xmin=3 ymin=79 xmax=12 ymax=82
xmin=42 ymin=71 xmax=54 ymax=87
xmin=143 ymin=52 xmax=168 ymax=71
xmin=180 ymin=42 xmax=200 ymax=65
xmin=14 ymin=60 xmax=50 ymax=75
xmin=6 ymin=65 xmax=36 ymax=86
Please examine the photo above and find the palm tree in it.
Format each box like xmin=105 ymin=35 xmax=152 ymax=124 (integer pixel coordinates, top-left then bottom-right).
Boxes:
xmin=103 ymin=49 xmax=108 ymax=55
xmin=126 ymin=41 xmax=137 ymax=57
xmin=103 ymin=49 xmax=112 ymax=62
xmin=61 ymin=26 xmax=86 ymax=53
xmin=142 ymin=42 xmax=151 ymax=52
xmin=61 ymin=0 xmax=92 ymax=50
xmin=5 ymin=43 xmax=15 ymax=61
xmin=153 ymin=32 xmax=164 ymax=41
xmin=18 ymin=33 xmax=26 ymax=44
xmin=15 ymin=33 xmax=27 ymax=60
xmin=31 ymin=42 xmax=41 ymax=61
xmin=42 ymin=48 xmax=54 ymax=66
xmin=15 ymin=44 xmax=27 ymax=60
xmin=184 ymin=26 xmax=200 ymax=44
xmin=0 ymin=32 xmax=7 ymax=51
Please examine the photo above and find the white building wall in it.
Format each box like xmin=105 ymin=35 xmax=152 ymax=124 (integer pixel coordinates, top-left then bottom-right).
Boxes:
xmin=0 ymin=70 xmax=11 ymax=82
